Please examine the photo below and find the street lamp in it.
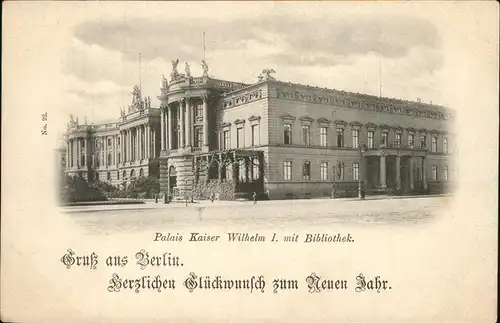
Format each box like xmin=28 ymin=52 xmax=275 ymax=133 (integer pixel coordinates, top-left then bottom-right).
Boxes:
xmin=358 ymin=144 xmax=366 ymax=199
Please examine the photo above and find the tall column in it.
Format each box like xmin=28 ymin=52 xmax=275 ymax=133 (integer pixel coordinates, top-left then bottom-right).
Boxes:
xmin=145 ymin=123 xmax=151 ymax=160
xmin=167 ymin=105 xmax=173 ymax=150
xmin=218 ymin=152 xmax=222 ymax=183
xmin=245 ymin=157 xmax=250 ymax=182
xmin=202 ymin=94 xmax=209 ymax=147
xmin=379 ymin=153 xmax=386 ymax=188
xmin=185 ymin=98 xmax=192 ymax=147
xmin=422 ymin=157 xmax=428 ymax=189
xmin=152 ymin=129 xmax=156 ymax=158
xmin=76 ymin=139 xmax=80 ymax=167
xmin=161 ymin=108 xmax=166 ymax=151
xmin=395 ymin=155 xmax=401 ymax=190
xmin=179 ymin=99 xmax=185 ymax=148
xmin=409 ymin=157 xmax=415 ymax=190
xmin=128 ymin=130 xmax=132 ymax=162
xmin=136 ymin=128 xmax=140 ymax=161
xmin=66 ymin=142 xmax=69 ymax=169
xmin=104 ymin=136 xmax=107 ymax=167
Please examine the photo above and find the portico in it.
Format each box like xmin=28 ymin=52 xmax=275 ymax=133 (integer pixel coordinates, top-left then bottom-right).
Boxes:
xmin=363 ymin=147 xmax=428 ymax=193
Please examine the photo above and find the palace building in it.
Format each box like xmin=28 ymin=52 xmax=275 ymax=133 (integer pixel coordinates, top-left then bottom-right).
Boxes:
xmin=65 ymin=85 xmax=161 ymax=187
xmin=65 ymin=60 xmax=455 ymax=200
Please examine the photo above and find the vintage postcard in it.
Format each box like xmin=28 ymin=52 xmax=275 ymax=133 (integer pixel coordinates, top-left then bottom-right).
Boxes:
xmin=1 ymin=1 xmax=498 ymax=322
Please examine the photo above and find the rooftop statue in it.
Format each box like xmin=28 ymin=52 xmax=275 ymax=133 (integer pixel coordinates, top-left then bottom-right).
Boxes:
xmin=120 ymin=107 xmax=126 ymax=119
xmin=185 ymin=62 xmax=191 ymax=77
xmin=132 ymin=85 xmax=141 ymax=103
xmin=162 ymin=74 xmax=168 ymax=88
xmin=261 ymin=68 xmax=276 ymax=80
xmin=201 ymin=60 xmax=209 ymax=76
xmin=171 ymin=59 xmax=180 ymax=80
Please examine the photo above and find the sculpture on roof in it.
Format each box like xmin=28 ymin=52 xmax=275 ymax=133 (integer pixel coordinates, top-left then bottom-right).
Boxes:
xmin=129 ymin=85 xmax=143 ymax=113
xmin=162 ymin=74 xmax=168 ymax=88
xmin=261 ymin=68 xmax=276 ymax=80
xmin=120 ymin=107 xmax=126 ymax=119
xmin=171 ymin=59 xmax=180 ymax=80
xmin=201 ymin=60 xmax=209 ymax=76
xmin=185 ymin=62 xmax=191 ymax=77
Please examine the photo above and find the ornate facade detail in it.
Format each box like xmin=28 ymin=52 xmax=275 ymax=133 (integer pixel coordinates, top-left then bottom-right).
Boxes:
xmin=280 ymin=113 xmax=296 ymax=121
xmin=335 ymin=120 xmax=348 ymax=126
xmin=299 ymin=115 xmax=314 ymax=123
xmin=349 ymin=121 xmax=363 ymax=128
xmin=185 ymin=62 xmax=191 ymax=78
xmin=406 ymin=127 xmax=417 ymax=132
xmin=275 ymin=87 xmax=449 ymax=120
xmin=317 ymin=117 xmax=331 ymax=125
xmin=221 ymin=122 xmax=232 ymax=128
xmin=365 ymin=122 xmax=377 ymax=129
xmin=223 ymin=89 xmax=263 ymax=109
xmin=248 ymin=115 xmax=261 ymax=122
xmin=234 ymin=118 xmax=246 ymax=125
xmin=393 ymin=126 xmax=404 ymax=133
xmin=418 ymin=128 xmax=428 ymax=133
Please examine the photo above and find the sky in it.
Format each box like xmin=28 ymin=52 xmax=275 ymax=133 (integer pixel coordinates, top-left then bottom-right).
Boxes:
xmin=3 ymin=2 xmax=498 ymax=142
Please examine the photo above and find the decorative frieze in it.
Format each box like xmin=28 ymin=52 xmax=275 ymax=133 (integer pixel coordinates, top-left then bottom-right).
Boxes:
xmin=223 ymin=89 xmax=263 ymax=109
xmin=275 ymin=88 xmax=450 ymax=120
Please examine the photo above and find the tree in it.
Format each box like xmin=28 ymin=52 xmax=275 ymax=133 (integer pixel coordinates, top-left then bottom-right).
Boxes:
xmin=60 ymin=175 xmax=107 ymax=203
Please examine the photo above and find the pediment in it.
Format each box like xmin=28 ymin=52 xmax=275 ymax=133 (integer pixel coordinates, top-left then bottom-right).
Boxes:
xmin=299 ymin=115 xmax=314 ymax=123
xmin=248 ymin=115 xmax=261 ymax=122
xmin=234 ymin=118 xmax=246 ymax=125
xmin=365 ymin=122 xmax=377 ymax=129
xmin=317 ymin=117 xmax=331 ymax=124
xmin=280 ymin=114 xmax=296 ymax=121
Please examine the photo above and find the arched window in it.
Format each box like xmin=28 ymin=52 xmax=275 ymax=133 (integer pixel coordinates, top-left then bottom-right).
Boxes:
xmin=139 ymin=168 xmax=144 ymax=177
xmin=130 ymin=169 xmax=136 ymax=179
xmin=107 ymin=172 xmax=111 ymax=181
xmin=123 ymin=170 xmax=127 ymax=179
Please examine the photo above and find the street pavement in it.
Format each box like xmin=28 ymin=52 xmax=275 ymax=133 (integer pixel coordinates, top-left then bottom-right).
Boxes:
xmin=63 ymin=195 xmax=451 ymax=235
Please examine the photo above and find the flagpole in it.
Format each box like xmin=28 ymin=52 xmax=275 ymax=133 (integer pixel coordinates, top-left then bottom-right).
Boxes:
xmin=203 ymin=31 xmax=206 ymax=61
xmin=379 ymin=59 xmax=382 ymax=98
xmin=139 ymin=53 xmax=142 ymax=94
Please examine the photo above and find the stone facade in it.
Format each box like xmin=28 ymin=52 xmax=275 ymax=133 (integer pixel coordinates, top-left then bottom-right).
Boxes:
xmin=157 ymin=62 xmax=455 ymax=200
xmin=64 ymin=86 xmax=161 ymax=187
xmin=65 ymin=63 xmax=456 ymax=200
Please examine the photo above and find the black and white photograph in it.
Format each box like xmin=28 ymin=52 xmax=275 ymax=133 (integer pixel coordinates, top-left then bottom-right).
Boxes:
xmin=1 ymin=2 xmax=497 ymax=322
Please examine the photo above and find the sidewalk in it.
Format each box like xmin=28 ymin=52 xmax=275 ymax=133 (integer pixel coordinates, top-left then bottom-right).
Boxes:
xmin=61 ymin=194 xmax=451 ymax=213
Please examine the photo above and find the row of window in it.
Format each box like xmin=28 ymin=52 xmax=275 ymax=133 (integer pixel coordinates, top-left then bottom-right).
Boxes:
xmin=221 ymin=124 xmax=260 ymax=150
xmin=283 ymin=161 xmax=449 ymax=181
xmin=103 ymin=168 xmax=145 ymax=181
xmin=283 ymin=125 xmax=449 ymax=153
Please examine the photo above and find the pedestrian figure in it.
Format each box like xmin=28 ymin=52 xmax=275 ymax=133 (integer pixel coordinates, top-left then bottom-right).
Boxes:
xmin=253 ymin=192 xmax=257 ymax=205
xmin=360 ymin=189 xmax=366 ymax=200
xmin=155 ymin=193 xmax=158 ymax=203
xmin=210 ymin=193 xmax=215 ymax=203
